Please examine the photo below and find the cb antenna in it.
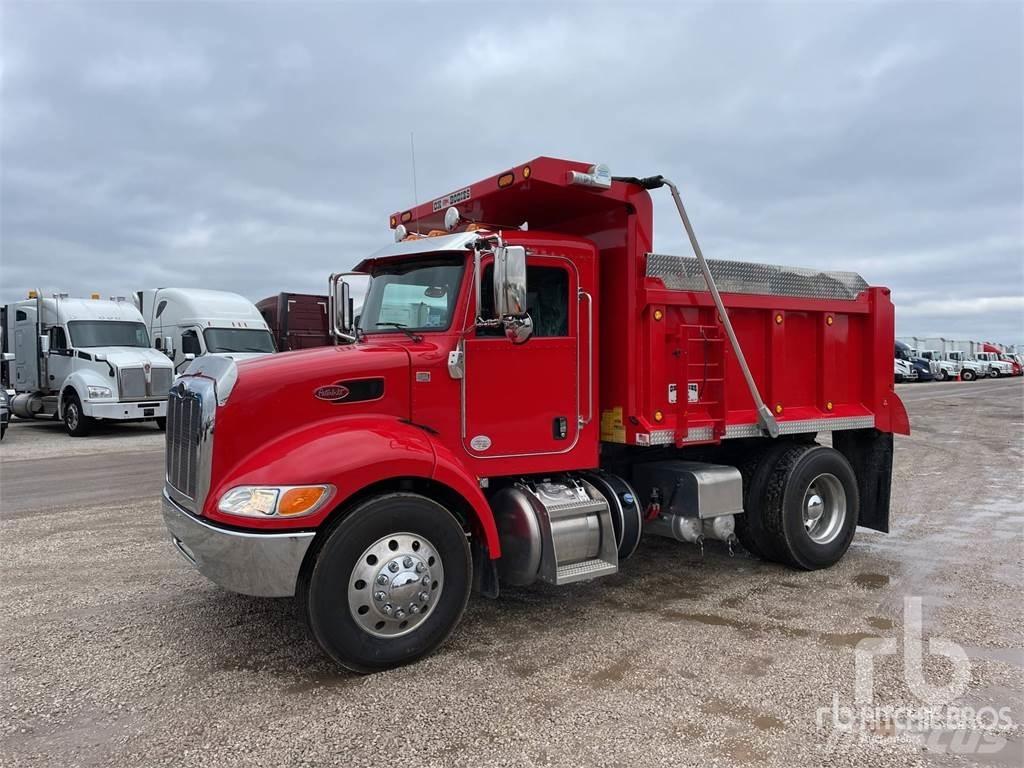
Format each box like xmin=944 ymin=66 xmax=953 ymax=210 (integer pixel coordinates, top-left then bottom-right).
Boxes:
xmin=410 ymin=131 xmax=420 ymax=233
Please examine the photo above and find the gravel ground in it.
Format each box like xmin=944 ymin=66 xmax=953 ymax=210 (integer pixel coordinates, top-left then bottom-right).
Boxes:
xmin=0 ymin=418 xmax=163 ymax=462
xmin=1 ymin=379 xmax=1021 ymax=767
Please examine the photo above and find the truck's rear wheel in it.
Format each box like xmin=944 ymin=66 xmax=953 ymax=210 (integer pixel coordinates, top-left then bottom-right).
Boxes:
xmin=760 ymin=445 xmax=859 ymax=570
xmin=63 ymin=393 xmax=91 ymax=437
xmin=300 ymin=493 xmax=471 ymax=673
xmin=735 ymin=442 xmax=794 ymax=562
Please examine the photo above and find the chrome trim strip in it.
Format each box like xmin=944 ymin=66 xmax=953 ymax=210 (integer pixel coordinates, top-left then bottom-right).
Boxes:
xmin=637 ymin=415 xmax=876 ymax=445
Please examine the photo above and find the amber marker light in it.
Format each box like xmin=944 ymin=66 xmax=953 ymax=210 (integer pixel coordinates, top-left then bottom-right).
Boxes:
xmin=278 ymin=486 xmax=330 ymax=516
xmin=522 ymin=165 xmax=532 ymax=179
xmin=497 ymin=172 xmax=515 ymax=188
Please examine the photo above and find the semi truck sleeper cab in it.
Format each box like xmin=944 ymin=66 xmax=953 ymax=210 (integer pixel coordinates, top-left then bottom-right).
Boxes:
xmin=161 ymin=157 xmax=909 ymax=672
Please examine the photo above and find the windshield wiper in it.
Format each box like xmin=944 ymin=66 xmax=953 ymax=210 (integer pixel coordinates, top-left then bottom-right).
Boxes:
xmin=375 ymin=322 xmax=423 ymax=343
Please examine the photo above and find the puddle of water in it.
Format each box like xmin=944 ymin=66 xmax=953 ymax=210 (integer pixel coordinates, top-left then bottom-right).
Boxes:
xmin=867 ymin=616 xmax=894 ymax=630
xmin=853 ymin=573 xmax=891 ymax=590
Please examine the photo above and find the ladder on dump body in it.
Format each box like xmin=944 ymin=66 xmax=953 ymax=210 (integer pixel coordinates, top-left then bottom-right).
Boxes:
xmin=674 ymin=320 xmax=727 ymax=445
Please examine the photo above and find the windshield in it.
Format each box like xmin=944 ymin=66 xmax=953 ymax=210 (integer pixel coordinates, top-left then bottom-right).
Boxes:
xmin=894 ymin=342 xmax=913 ymax=361
xmin=203 ymin=327 xmax=276 ymax=354
xmin=359 ymin=256 xmax=465 ymax=334
xmin=68 ymin=320 xmax=149 ymax=348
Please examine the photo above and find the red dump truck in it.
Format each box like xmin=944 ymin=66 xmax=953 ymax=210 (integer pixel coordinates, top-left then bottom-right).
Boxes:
xmin=162 ymin=157 xmax=909 ymax=672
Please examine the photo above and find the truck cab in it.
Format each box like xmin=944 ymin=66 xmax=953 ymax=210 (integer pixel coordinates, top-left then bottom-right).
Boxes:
xmin=159 ymin=157 xmax=909 ymax=672
xmin=916 ymin=350 xmax=957 ymax=381
xmin=944 ymin=350 xmax=987 ymax=381
xmin=975 ymin=350 xmax=1014 ymax=377
xmin=2 ymin=294 xmax=172 ymax=436
xmin=894 ymin=341 xmax=931 ymax=382
xmin=137 ymin=288 xmax=276 ymax=373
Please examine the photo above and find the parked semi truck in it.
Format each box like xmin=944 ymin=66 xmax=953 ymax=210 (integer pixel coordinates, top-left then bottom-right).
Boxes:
xmin=914 ymin=337 xmax=987 ymax=381
xmin=257 ymin=293 xmax=331 ymax=351
xmin=2 ymin=293 xmax=172 ymax=436
xmin=976 ymin=344 xmax=1016 ymax=377
xmin=160 ymin=158 xmax=909 ymax=672
xmin=137 ymin=288 xmax=276 ymax=372
xmin=894 ymin=341 xmax=932 ymax=382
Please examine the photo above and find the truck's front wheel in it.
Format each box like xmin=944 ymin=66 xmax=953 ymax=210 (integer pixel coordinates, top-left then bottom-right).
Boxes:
xmin=300 ymin=493 xmax=472 ymax=673
xmin=63 ymin=393 xmax=91 ymax=437
xmin=961 ymin=368 xmax=976 ymax=382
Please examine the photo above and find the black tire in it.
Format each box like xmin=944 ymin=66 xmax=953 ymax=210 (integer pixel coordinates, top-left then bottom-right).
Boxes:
xmin=63 ymin=392 xmax=91 ymax=437
xmin=1 ymin=422 xmax=6 ymax=440
xmin=935 ymin=369 xmax=947 ymax=382
xmin=155 ymin=417 xmax=167 ymax=431
xmin=961 ymin=368 xmax=976 ymax=382
xmin=760 ymin=445 xmax=859 ymax=570
xmin=298 ymin=493 xmax=471 ymax=673
xmin=735 ymin=441 xmax=795 ymax=562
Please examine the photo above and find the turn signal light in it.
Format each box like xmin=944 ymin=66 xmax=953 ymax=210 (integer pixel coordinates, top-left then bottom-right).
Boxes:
xmin=278 ymin=486 xmax=330 ymax=516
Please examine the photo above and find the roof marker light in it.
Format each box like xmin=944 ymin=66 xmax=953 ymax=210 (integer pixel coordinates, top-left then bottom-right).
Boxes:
xmin=498 ymin=172 xmax=515 ymax=188
xmin=522 ymin=165 xmax=531 ymax=179
xmin=401 ymin=211 xmax=413 ymax=223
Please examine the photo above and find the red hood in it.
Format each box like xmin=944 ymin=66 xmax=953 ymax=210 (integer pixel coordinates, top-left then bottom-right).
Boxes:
xmin=211 ymin=343 xmax=412 ymax=484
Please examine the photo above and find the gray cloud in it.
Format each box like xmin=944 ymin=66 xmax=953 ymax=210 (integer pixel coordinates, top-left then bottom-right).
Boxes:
xmin=2 ymin=1 xmax=1021 ymax=344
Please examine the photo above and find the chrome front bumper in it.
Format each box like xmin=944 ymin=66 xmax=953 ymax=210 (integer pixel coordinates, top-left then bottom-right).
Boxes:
xmin=161 ymin=490 xmax=315 ymax=597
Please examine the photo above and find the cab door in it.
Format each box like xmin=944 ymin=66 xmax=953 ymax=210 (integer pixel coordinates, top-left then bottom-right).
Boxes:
xmin=462 ymin=256 xmax=583 ymax=458
xmin=46 ymin=326 xmax=74 ymax=388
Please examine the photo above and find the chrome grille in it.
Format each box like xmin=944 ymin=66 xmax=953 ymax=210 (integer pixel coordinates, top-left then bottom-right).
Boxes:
xmin=119 ymin=367 xmax=147 ymax=399
xmin=166 ymin=388 xmax=202 ymax=500
xmin=151 ymin=367 xmax=173 ymax=397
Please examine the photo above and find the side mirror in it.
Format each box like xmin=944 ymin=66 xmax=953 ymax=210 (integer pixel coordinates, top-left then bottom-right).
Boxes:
xmin=39 ymin=335 xmax=50 ymax=355
xmin=493 ymin=246 xmax=528 ymax=317
xmin=493 ymin=246 xmax=532 ymax=343
xmin=328 ymin=272 xmax=363 ymax=343
xmin=163 ymin=336 xmax=175 ymax=359
xmin=1 ymin=352 xmax=13 ymax=362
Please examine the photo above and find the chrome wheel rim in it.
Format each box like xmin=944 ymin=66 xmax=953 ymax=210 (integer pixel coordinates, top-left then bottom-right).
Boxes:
xmin=802 ymin=473 xmax=846 ymax=545
xmin=348 ymin=532 xmax=443 ymax=639
xmin=66 ymin=404 xmax=78 ymax=430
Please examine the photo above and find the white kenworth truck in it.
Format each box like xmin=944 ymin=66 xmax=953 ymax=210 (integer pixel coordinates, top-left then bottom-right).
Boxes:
xmin=1 ymin=293 xmax=173 ymax=436
xmin=136 ymin=288 xmax=276 ymax=373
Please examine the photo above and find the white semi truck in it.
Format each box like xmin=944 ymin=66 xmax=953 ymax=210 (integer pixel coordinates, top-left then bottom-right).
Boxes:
xmin=912 ymin=337 xmax=989 ymax=381
xmin=1 ymin=293 xmax=173 ymax=436
xmin=136 ymin=288 xmax=276 ymax=373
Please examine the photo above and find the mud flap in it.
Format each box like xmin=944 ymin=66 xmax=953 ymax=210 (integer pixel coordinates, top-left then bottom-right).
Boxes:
xmin=472 ymin=538 xmax=500 ymax=599
xmin=832 ymin=428 xmax=893 ymax=533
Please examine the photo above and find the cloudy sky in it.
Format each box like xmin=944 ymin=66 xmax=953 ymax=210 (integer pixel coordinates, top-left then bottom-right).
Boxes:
xmin=2 ymin=1 xmax=1022 ymax=344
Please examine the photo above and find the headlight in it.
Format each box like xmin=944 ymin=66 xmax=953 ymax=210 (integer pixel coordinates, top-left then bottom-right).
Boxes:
xmin=217 ymin=485 xmax=332 ymax=519
xmin=87 ymin=386 xmax=113 ymax=399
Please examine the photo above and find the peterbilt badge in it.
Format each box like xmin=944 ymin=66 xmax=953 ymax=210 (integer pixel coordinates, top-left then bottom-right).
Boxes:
xmin=314 ymin=384 xmax=350 ymax=402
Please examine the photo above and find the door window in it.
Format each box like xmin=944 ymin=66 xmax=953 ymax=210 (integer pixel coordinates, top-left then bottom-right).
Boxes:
xmin=181 ymin=330 xmax=202 ymax=356
xmin=479 ymin=264 xmax=570 ymax=338
xmin=49 ymin=326 xmax=69 ymax=353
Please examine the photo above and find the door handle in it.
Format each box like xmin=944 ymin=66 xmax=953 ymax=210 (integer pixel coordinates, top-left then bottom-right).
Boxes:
xmin=578 ymin=289 xmax=593 ymax=426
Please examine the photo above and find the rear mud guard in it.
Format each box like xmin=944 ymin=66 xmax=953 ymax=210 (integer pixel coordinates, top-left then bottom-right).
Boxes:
xmin=832 ymin=428 xmax=894 ymax=533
